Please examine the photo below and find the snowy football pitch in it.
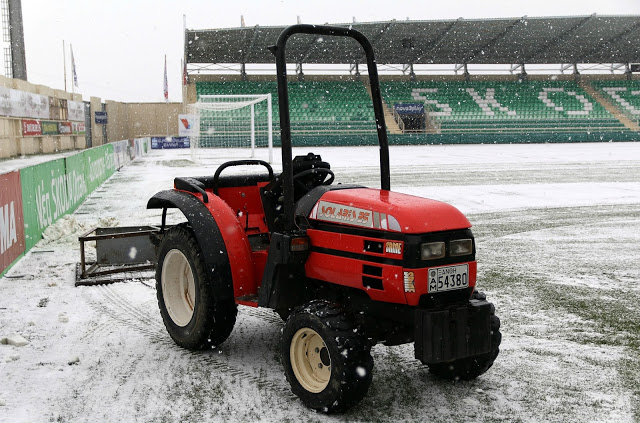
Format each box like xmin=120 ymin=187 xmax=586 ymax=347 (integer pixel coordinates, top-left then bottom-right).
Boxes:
xmin=1 ymin=142 xmax=639 ymax=422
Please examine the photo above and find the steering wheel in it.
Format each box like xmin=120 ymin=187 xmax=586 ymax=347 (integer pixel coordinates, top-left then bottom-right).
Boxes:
xmin=268 ymin=167 xmax=335 ymax=199
xmin=292 ymin=168 xmax=334 ymax=195
xmin=293 ymin=168 xmax=334 ymax=186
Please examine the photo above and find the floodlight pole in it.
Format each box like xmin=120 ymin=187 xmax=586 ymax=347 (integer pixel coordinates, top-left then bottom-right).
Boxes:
xmin=62 ymin=40 xmax=67 ymax=91
xmin=8 ymin=0 xmax=27 ymax=80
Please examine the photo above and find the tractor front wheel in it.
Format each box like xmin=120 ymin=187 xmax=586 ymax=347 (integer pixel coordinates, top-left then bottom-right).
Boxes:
xmin=156 ymin=223 xmax=237 ymax=350
xmin=281 ymin=301 xmax=373 ymax=413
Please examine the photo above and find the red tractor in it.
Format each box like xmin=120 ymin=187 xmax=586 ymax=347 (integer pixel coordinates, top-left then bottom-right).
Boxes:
xmin=148 ymin=24 xmax=501 ymax=413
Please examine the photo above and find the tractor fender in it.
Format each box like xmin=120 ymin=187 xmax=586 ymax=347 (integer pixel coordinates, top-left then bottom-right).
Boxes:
xmin=147 ymin=190 xmax=254 ymax=300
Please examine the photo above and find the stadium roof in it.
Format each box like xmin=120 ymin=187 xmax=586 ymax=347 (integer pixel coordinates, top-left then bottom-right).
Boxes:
xmin=185 ymin=15 xmax=640 ymax=66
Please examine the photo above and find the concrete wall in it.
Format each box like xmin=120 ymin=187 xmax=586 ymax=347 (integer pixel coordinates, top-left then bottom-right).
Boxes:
xmin=124 ymin=102 xmax=181 ymax=140
xmin=0 ymin=72 xmax=183 ymax=158
xmin=89 ymin=96 xmax=104 ymax=147
xmin=105 ymin=100 xmax=129 ymax=143
xmin=103 ymin=101 xmax=181 ymax=143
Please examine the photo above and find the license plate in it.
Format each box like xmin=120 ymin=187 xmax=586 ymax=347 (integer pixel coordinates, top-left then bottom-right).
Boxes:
xmin=428 ymin=264 xmax=469 ymax=293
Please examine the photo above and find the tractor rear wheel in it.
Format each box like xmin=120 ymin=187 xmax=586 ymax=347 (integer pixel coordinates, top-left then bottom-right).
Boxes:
xmin=428 ymin=291 xmax=501 ymax=381
xmin=281 ymin=301 xmax=373 ymax=413
xmin=156 ymin=223 xmax=237 ymax=350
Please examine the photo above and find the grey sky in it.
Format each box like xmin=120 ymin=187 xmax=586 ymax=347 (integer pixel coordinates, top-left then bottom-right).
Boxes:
xmin=20 ymin=0 xmax=640 ymax=103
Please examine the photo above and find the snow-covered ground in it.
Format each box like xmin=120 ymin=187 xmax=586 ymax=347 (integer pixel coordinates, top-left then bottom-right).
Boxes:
xmin=1 ymin=142 xmax=639 ymax=422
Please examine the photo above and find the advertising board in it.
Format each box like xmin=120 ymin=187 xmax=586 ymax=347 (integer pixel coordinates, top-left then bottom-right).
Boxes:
xmin=22 ymin=119 xmax=42 ymax=136
xmin=151 ymin=136 xmax=190 ymax=149
xmin=178 ymin=114 xmax=199 ymax=137
xmin=0 ymin=171 xmax=26 ymax=275
xmin=58 ymin=122 xmax=72 ymax=135
xmin=72 ymin=122 xmax=86 ymax=134
xmin=41 ymin=121 xmax=59 ymax=135
xmin=94 ymin=111 xmax=108 ymax=124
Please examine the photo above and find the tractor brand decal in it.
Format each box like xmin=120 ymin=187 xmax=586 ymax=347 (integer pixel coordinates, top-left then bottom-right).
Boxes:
xmin=314 ymin=201 xmax=374 ymax=228
xmin=311 ymin=201 xmax=402 ymax=232
xmin=385 ymin=241 xmax=402 ymax=255
xmin=404 ymin=271 xmax=415 ymax=293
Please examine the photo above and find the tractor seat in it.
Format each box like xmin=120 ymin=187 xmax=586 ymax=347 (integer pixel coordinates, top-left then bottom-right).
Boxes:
xmin=193 ymin=173 xmax=272 ymax=190
xmin=173 ymin=174 xmax=272 ymax=198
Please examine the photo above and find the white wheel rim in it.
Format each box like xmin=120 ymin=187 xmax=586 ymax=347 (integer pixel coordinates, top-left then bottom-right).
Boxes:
xmin=290 ymin=328 xmax=331 ymax=393
xmin=161 ymin=249 xmax=196 ymax=327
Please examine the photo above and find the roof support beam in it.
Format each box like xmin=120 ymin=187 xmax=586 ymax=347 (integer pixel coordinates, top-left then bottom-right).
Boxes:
xmin=356 ymin=20 xmax=395 ymax=63
xmin=509 ymin=63 xmax=524 ymax=74
xmin=241 ymin=25 xmax=261 ymax=64
xmin=297 ymin=32 xmax=325 ymax=63
xmin=574 ymin=19 xmax=640 ymax=63
xmin=350 ymin=62 xmax=361 ymax=78
xmin=523 ymin=14 xmax=595 ymax=63
xmin=407 ymin=18 xmax=462 ymax=64
xmin=463 ymin=17 xmax=525 ymax=64
xmin=560 ymin=63 xmax=573 ymax=73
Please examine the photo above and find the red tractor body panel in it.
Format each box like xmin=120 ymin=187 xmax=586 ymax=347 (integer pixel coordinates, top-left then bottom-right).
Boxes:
xmin=177 ymin=189 xmax=258 ymax=299
xmin=300 ymin=187 xmax=477 ymax=306
xmin=177 ymin=184 xmax=477 ymax=308
xmin=308 ymin=188 xmax=471 ymax=234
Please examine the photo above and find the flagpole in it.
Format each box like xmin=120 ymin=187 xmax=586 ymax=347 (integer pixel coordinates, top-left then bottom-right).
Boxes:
xmin=63 ymin=40 xmax=67 ymax=91
xmin=182 ymin=14 xmax=187 ymax=114
xmin=71 ymin=43 xmax=75 ymax=96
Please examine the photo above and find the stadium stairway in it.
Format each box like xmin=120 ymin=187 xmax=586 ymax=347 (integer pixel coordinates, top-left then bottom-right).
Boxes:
xmin=362 ymin=80 xmax=403 ymax=134
xmin=581 ymin=82 xmax=640 ymax=132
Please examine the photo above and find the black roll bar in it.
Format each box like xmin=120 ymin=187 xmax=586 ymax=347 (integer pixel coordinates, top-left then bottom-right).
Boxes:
xmin=269 ymin=24 xmax=391 ymax=232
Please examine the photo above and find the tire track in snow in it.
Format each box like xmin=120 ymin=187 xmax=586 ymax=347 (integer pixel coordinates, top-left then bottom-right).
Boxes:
xmin=91 ymin=282 xmax=436 ymax=387
xmin=93 ymin=283 xmax=428 ymax=398
xmin=240 ymin=306 xmax=283 ymax=326
xmin=85 ymin=283 xmax=295 ymax=399
xmin=79 ymin=320 xmax=116 ymax=342
xmin=83 ymin=285 xmax=167 ymax=343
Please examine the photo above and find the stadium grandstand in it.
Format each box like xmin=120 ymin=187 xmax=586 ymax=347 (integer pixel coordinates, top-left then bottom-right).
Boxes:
xmin=183 ymin=15 xmax=640 ymax=146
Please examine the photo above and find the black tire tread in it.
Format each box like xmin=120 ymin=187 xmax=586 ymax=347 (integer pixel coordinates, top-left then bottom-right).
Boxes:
xmin=282 ymin=300 xmax=373 ymax=413
xmin=156 ymin=223 xmax=237 ymax=350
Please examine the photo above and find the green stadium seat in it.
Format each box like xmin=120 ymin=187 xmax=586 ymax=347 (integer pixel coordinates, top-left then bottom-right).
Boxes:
xmin=592 ymin=80 xmax=640 ymax=121
xmin=196 ymin=79 xmax=377 ymax=135
xmin=381 ymin=80 xmax=626 ymax=134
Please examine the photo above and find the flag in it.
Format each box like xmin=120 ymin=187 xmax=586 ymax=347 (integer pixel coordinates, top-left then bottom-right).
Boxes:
xmin=182 ymin=59 xmax=187 ymax=86
xmin=70 ymin=44 xmax=78 ymax=88
xmin=163 ymin=55 xmax=168 ymax=102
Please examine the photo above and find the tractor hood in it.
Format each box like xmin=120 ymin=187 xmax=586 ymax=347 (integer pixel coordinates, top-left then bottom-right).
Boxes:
xmin=308 ymin=188 xmax=470 ymax=234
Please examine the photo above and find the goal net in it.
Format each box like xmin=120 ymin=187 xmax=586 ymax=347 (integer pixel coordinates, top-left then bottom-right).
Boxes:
xmin=189 ymin=94 xmax=273 ymax=163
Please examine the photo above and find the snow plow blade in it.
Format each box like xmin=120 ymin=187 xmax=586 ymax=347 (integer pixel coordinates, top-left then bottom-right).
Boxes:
xmin=75 ymin=226 xmax=161 ymax=286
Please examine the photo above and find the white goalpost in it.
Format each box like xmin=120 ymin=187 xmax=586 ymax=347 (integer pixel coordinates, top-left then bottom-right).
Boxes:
xmin=189 ymin=94 xmax=273 ymax=163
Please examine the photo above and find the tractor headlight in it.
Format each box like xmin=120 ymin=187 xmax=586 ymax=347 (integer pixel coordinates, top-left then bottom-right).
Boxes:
xmin=420 ymin=242 xmax=445 ymax=260
xmin=450 ymin=239 xmax=473 ymax=256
